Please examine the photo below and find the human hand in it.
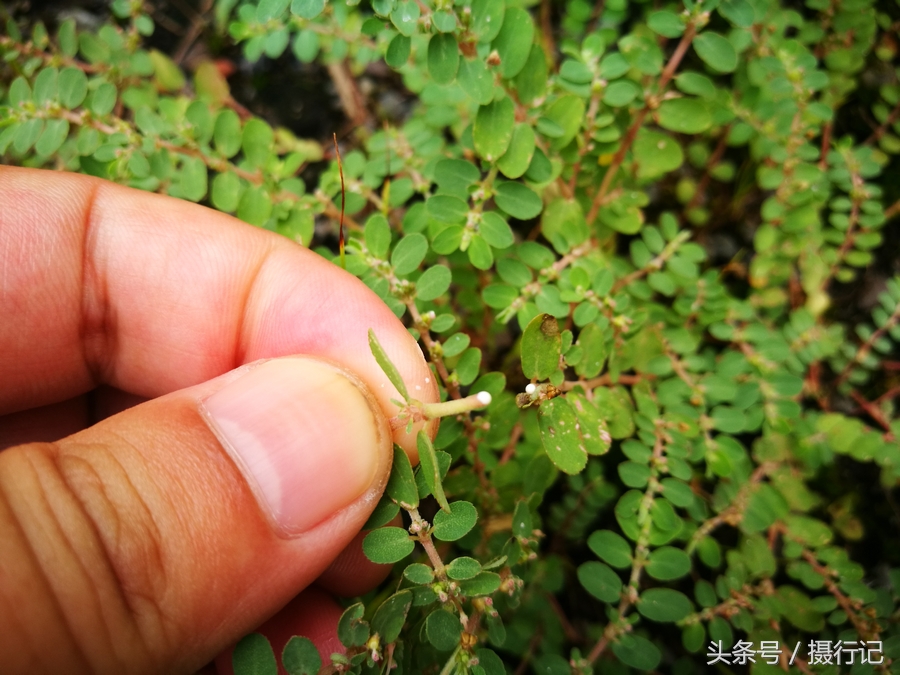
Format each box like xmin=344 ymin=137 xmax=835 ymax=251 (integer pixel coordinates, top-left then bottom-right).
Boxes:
xmin=0 ymin=166 xmax=438 ymax=674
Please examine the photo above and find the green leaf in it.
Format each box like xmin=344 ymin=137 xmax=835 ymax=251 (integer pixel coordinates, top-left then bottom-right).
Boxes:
xmin=467 ymin=235 xmax=494 ymax=270
xmin=417 ymin=265 xmax=452 ymax=301
xmin=637 ymin=588 xmax=692 ymax=622
xmin=432 ymin=10 xmax=457 ymax=32
xmin=646 ymin=546 xmax=691 ymax=580
xmin=291 ymin=0 xmax=324 ymax=19
xmin=521 ymin=313 xmax=561 ymax=380
xmin=211 ymin=172 xmax=241 ymax=212
xmin=594 ymin=386 xmax=635 ymax=439
xmin=693 ymin=32 xmax=738 ymax=73
xmin=675 ymin=71 xmax=716 ymax=98
xmin=9 ymin=77 xmax=32 ymax=107
xmin=385 ymin=33 xmax=411 ymax=68
xmin=458 ymin=57 xmax=495 ymax=104
xmin=180 ymin=156 xmax=208 ymax=203
xmin=661 ymin=478 xmax=694 ymax=507
xmin=364 ymin=214 xmax=391 ymax=259
xmin=471 ymin=0 xmax=505 ymax=42
xmin=74 ymin=127 xmax=99 ymax=156
xmin=710 ymin=406 xmax=745 ymax=433
xmin=362 ymin=527 xmax=414 ymax=564
xmin=682 ymin=623 xmax=706 ymax=653
xmin=33 ymin=67 xmax=58 ymax=105
xmin=611 ymin=635 xmax=662 ymax=671
xmin=58 ymin=19 xmax=77 ymax=57
xmin=232 ymin=634 xmax=277 ymax=675
xmin=483 ymin=283 xmax=518 ymax=309
xmin=588 ymin=530 xmax=632 ymax=568
xmin=281 ymin=636 xmax=321 ymax=675
xmin=634 ymin=130 xmax=684 ymax=179
xmin=149 ymin=47 xmax=185 ymax=89
xmin=474 ymin=96 xmax=515 ymax=161
xmin=648 ymin=10 xmax=685 ymax=37
xmin=719 ymin=0 xmax=755 ymax=26
xmin=258 ymin=0 xmax=290 ymax=20
xmin=127 ymin=152 xmax=150 ymax=178
xmin=58 ymin=67 xmax=88 ymax=109
xmin=241 ymin=118 xmax=273 ymax=169
xmin=442 ymin=332 xmax=471 ymax=358
xmin=387 ymin=444 xmax=418 ymax=508
xmin=512 ymin=500 xmax=533 ymax=538
xmin=577 ymin=561 xmax=622 ymax=602
xmin=292 ymin=29 xmax=319 ymax=62
xmin=560 ymin=59 xmax=592 ymax=84
xmin=514 ymin=45 xmax=548 ymax=104
xmin=428 ymin=194 xmax=469 ymax=224
xmin=479 ymin=212 xmax=514 ymax=249
xmin=236 ymin=185 xmax=271 ymax=225
xmin=783 ymin=514 xmax=833 ymax=547
xmin=603 ymin=80 xmax=639 ymax=107
xmin=368 ymin=328 xmax=411 ymax=402
xmin=371 ymin=591 xmax=413 ymax=643
xmin=447 ymin=556 xmax=482 ymax=580
xmin=568 ymin=392 xmax=612 ymax=455
xmin=417 ymin=431 xmax=451 ymax=512
xmin=391 ymin=232 xmax=428 ymax=274
xmin=391 ymin=0 xmax=420 ymax=36
xmin=777 ymin=586 xmax=825 ymax=632
xmin=574 ymin=323 xmax=608 ymax=378
xmin=337 ymin=603 xmax=369 ymax=647
xmin=214 ymin=109 xmax=242 ymax=158
xmin=90 ymin=82 xmax=117 ymax=116
xmin=656 ymin=98 xmax=711 ymax=134
xmin=491 ymin=7 xmax=534 ymax=78
xmin=432 ymin=501 xmax=478 ymax=541
xmin=364 ymin=494 xmax=400 ymax=529
xmin=494 ymin=182 xmax=542 ymax=219
xmin=455 ymin=347 xmax=482 ymax=385
xmin=741 ymin=483 xmax=790 ymax=533
xmin=404 ymin=562 xmax=435 ymax=584
xmin=426 ymin=609 xmax=461 ymax=651
xmin=35 ymin=119 xmax=69 ymax=156
xmin=697 ymin=536 xmax=721 ymax=568
xmin=497 ymin=124 xmax=536 ymax=179
xmin=459 ymin=571 xmax=502 ymax=596
xmin=539 ymin=397 xmax=589 ymax=474
xmin=618 ymin=461 xmax=651 ymax=488
xmin=541 ymin=198 xmax=588 ymax=253
xmin=599 ymin=204 xmax=644 ymax=234
xmin=434 ymin=158 xmax=481 ymax=188
xmin=428 ymin=33 xmax=459 ymax=85
xmin=542 ymin=94 xmax=585 ymax=150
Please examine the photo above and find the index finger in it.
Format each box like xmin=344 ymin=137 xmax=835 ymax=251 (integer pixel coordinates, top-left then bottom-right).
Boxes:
xmin=0 ymin=166 xmax=438 ymax=452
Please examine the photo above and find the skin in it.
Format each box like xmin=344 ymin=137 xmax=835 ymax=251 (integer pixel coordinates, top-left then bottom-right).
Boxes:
xmin=0 ymin=166 xmax=439 ymax=674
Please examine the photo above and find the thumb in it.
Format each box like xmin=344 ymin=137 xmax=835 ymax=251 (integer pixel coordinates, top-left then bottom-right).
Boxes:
xmin=0 ymin=356 xmax=392 ymax=675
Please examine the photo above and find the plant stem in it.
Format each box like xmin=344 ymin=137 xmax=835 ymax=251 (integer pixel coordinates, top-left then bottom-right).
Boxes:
xmin=837 ymin=301 xmax=900 ymax=386
xmin=586 ymin=21 xmax=698 ymax=225
xmin=420 ymin=393 xmax=491 ymax=419
xmin=611 ymin=230 xmax=691 ymax=293
xmin=864 ymin=99 xmax=900 ymax=146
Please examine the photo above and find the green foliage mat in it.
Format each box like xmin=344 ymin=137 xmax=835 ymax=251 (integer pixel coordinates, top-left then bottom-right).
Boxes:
xmin=3 ymin=0 xmax=900 ymax=672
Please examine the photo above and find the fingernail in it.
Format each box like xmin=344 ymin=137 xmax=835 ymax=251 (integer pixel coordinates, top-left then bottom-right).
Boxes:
xmin=200 ymin=357 xmax=384 ymax=537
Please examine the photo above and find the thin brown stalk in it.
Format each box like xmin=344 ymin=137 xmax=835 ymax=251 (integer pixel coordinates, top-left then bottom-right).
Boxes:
xmin=686 ymin=124 xmax=731 ymax=211
xmin=819 ymin=120 xmax=832 ymax=169
xmin=586 ymin=22 xmax=697 ymax=224
xmin=864 ymin=100 xmax=900 ymax=146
